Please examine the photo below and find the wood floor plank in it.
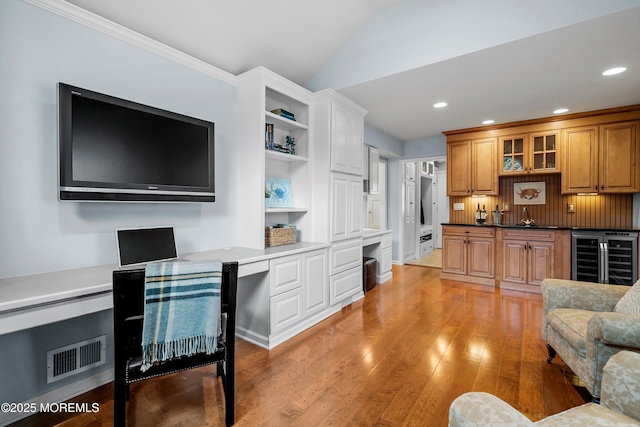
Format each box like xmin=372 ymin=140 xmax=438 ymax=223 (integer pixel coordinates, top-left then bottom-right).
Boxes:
xmin=11 ymin=265 xmax=589 ymax=427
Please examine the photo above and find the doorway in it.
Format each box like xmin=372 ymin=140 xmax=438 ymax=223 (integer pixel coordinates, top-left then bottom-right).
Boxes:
xmin=399 ymin=157 xmax=447 ymax=263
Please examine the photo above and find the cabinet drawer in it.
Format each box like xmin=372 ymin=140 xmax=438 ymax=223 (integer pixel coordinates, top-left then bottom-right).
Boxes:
xmin=330 ymin=239 xmax=363 ymax=275
xmin=382 ymin=233 xmax=392 ymax=249
xmin=270 ymin=288 xmax=303 ymax=334
xmin=330 ymin=267 xmax=362 ymax=305
xmin=269 ymin=254 xmax=302 ymax=296
xmin=443 ymin=225 xmax=495 ymax=238
xmin=501 ymin=229 xmax=555 ymax=242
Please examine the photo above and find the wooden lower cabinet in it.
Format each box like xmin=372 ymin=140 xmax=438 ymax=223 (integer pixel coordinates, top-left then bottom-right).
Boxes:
xmin=441 ymin=226 xmax=495 ymax=286
xmin=499 ymin=229 xmax=559 ymax=293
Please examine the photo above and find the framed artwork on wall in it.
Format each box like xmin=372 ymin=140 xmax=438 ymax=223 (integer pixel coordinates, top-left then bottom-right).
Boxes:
xmin=514 ymin=181 xmax=546 ymax=205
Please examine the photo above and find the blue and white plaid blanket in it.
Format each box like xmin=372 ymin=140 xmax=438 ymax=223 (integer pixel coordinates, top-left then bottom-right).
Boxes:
xmin=141 ymin=259 xmax=222 ymax=372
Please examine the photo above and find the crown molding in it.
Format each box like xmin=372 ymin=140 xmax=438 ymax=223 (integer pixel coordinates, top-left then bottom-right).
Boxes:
xmin=23 ymin=0 xmax=238 ymax=86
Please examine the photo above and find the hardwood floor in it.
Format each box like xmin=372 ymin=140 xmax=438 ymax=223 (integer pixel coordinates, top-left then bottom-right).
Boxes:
xmin=12 ymin=265 xmax=588 ymax=427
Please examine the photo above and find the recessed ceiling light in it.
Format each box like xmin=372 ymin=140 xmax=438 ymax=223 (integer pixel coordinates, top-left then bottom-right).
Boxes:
xmin=602 ymin=67 xmax=626 ymax=76
xmin=482 ymin=120 xmax=495 ymax=125
xmin=554 ymin=108 xmax=569 ymax=114
xmin=433 ymin=102 xmax=448 ymax=108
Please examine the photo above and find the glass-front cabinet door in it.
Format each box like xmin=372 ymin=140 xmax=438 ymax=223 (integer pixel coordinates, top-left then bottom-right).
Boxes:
xmin=499 ymin=132 xmax=559 ymax=175
xmin=500 ymin=135 xmax=526 ymax=174
xmin=531 ymin=132 xmax=558 ymax=173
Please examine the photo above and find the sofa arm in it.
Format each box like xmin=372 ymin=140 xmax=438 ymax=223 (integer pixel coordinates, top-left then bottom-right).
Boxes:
xmin=448 ymin=392 xmax=534 ymax=427
xmin=588 ymin=312 xmax=640 ymax=348
xmin=601 ymin=351 xmax=640 ymax=421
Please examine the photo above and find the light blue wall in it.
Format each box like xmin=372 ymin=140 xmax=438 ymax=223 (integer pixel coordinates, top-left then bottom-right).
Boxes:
xmin=363 ymin=124 xmax=403 ymax=158
xmin=0 ymin=0 xmax=237 ymax=407
xmin=403 ymin=135 xmax=447 ymax=159
xmin=0 ymin=0 xmax=237 ymax=279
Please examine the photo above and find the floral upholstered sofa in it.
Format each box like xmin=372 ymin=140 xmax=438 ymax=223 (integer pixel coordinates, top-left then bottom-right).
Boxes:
xmin=541 ymin=278 xmax=640 ymax=399
xmin=448 ymin=350 xmax=640 ymax=426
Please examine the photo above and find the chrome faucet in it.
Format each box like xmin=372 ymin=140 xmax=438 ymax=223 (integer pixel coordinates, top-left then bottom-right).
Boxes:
xmin=521 ymin=206 xmax=535 ymax=226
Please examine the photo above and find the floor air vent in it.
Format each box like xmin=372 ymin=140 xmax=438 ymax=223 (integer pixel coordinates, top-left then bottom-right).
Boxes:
xmin=47 ymin=335 xmax=106 ymax=383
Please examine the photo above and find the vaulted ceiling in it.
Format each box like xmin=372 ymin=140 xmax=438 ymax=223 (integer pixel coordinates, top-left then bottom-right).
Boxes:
xmin=65 ymin=0 xmax=640 ymax=142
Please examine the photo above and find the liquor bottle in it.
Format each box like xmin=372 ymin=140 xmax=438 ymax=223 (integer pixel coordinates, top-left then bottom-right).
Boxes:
xmin=481 ymin=205 xmax=487 ymax=224
xmin=475 ymin=203 xmax=481 ymax=224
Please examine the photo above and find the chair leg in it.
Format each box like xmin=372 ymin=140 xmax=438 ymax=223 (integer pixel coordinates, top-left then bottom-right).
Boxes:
xmin=223 ymin=359 xmax=235 ymax=426
xmin=546 ymin=344 xmax=557 ymax=363
xmin=114 ymin=378 xmax=127 ymax=426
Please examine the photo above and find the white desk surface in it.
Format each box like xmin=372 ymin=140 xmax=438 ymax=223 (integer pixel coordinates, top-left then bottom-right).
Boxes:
xmin=0 ymin=242 xmax=329 ymax=335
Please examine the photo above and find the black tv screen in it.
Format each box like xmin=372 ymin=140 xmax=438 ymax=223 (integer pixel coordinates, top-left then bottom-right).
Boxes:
xmin=58 ymin=83 xmax=215 ymax=202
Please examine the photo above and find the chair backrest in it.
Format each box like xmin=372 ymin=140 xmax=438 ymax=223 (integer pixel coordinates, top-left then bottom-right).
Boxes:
xmin=113 ymin=261 xmax=238 ymax=364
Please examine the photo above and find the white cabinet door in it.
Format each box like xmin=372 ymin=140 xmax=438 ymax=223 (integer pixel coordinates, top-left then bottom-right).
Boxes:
xmin=270 ymin=288 xmax=303 ymax=334
xmin=330 ymin=238 xmax=363 ymax=275
xmin=331 ymin=102 xmax=364 ymax=176
xmin=348 ymin=113 xmax=364 ymax=175
xmin=331 ymin=173 xmax=363 ymax=242
xmin=348 ymin=176 xmax=363 ymax=238
xmin=381 ymin=246 xmax=392 ymax=276
xmin=330 ymin=267 xmax=362 ymax=305
xmin=330 ymin=103 xmax=350 ymax=173
xmin=302 ymin=249 xmax=328 ymax=317
xmin=331 ymin=173 xmax=349 ymax=241
xmin=269 ymin=254 xmax=302 ymax=296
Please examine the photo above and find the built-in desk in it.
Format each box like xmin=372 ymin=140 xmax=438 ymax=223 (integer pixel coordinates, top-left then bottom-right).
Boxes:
xmin=362 ymin=229 xmax=393 ymax=284
xmin=0 ymin=242 xmax=329 ymax=337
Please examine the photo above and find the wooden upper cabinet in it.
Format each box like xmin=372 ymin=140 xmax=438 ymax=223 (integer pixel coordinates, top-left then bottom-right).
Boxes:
xmin=447 ymin=138 xmax=497 ymax=196
xmin=561 ymin=126 xmax=598 ymax=193
xmin=499 ymin=132 xmax=559 ymax=175
xmin=447 ymin=141 xmax=471 ymax=196
xmin=472 ymin=138 xmax=498 ymax=194
xmin=562 ymin=121 xmax=639 ymax=194
xmin=599 ymin=121 xmax=639 ymax=193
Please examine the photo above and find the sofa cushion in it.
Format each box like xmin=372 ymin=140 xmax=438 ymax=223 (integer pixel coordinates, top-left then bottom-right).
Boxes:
xmin=546 ymin=308 xmax=595 ymax=358
xmin=614 ymin=280 xmax=640 ymax=316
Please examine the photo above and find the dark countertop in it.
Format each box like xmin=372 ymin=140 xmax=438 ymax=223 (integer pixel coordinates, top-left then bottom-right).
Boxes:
xmin=442 ymin=223 xmax=640 ymax=232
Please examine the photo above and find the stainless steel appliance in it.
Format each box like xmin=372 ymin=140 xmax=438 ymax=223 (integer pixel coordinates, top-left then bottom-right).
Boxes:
xmin=571 ymin=231 xmax=638 ymax=285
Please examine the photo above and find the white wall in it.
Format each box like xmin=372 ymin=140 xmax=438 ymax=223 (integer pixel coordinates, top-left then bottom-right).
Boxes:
xmin=0 ymin=0 xmax=238 ymax=408
xmin=0 ymin=0 xmax=237 ymax=279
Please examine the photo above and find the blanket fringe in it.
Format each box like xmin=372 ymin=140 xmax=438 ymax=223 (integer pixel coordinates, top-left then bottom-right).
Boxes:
xmin=141 ymin=335 xmax=217 ymax=372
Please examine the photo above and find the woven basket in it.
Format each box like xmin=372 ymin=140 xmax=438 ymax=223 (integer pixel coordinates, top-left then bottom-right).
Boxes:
xmin=265 ymin=226 xmax=296 ymax=247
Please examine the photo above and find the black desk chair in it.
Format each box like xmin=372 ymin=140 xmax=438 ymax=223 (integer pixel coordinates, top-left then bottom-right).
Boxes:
xmin=113 ymin=261 xmax=238 ymax=426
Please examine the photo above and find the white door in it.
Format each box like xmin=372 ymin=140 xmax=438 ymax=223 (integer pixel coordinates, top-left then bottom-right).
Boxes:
xmin=331 ymin=173 xmax=349 ymax=241
xmin=404 ymin=179 xmax=416 ymax=261
xmin=368 ymin=160 xmax=387 ymax=229
xmin=435 ymin=170 xmax=449 ymax=248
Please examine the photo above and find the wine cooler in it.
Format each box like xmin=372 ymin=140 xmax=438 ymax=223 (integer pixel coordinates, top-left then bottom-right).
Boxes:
xmin=571 ymin=231 xmax=638 ymax=285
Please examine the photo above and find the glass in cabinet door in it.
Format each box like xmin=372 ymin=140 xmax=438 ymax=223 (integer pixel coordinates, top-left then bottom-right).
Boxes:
xmin=502 ymin=137 xmax=525 ymax=173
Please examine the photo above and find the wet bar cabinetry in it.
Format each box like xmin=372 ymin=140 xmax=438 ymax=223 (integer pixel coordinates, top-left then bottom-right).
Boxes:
xmin=499 ymin=132 xmax=559 ymax=175
xmin=441 ymin=225 xmax=496 ymax=286
xmin=562 ymin=121 xmax=639 ymax=194
xmin=447 ymin=138 xmax=498 ymax=196
xmin=444 ymin=106 xmax=640 ymax=199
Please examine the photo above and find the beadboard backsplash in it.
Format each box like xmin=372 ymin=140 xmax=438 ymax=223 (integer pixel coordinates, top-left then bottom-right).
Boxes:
xmin=448 ymin=174 xmax=634 ymax=228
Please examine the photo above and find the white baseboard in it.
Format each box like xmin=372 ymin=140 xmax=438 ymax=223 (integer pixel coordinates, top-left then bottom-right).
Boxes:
xmin=0 ymin=368 xmax=114 ymax=426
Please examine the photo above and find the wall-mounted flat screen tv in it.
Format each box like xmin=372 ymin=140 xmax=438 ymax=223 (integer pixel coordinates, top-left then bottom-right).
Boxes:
xmin=58 ymin=83 xmax=215 ymax=202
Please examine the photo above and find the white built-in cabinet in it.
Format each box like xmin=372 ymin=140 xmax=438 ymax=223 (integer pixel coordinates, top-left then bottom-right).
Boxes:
xmin=311 ymin=90 xmax=368 ymax=306
xmin=236 ymin=67 xmax=312 ymax=249
xmin=330 ymin=102 xmax=364 ymax=175
xmin=330 ymin=173 xmax=363 ymax=242
xmin=268 ymin=249 xmax=329 ymax=336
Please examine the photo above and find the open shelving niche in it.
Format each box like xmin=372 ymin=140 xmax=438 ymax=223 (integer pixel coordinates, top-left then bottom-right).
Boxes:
xmin=264 ymin=88 xmax=310 ymax=236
